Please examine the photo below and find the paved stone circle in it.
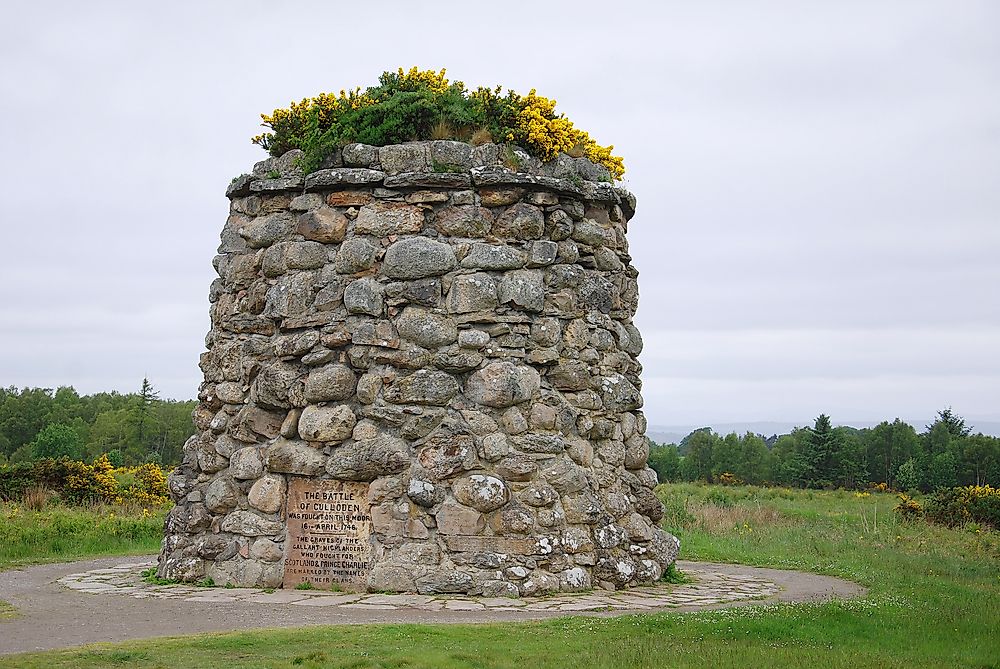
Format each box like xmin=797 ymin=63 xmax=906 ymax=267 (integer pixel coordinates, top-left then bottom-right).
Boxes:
xmin=0 ymin=555 xmax=864 ymax=656
xmin=61 ymin=559 xmax=781 ymax=613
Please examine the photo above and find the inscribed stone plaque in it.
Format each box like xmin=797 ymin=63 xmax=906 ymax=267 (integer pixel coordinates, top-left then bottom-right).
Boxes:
xmin=283 ymin=478 xmax=373 ymax=590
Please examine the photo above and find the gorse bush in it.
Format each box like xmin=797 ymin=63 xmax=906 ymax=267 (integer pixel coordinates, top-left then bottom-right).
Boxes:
xmin=924 ymin=485 xmax=1000 ymax=529
xmin=252 ymin=67 xmax=626 ymax=179
xmin=893 ymin=493 xmax=923 ymax=521
xmin=0 ymin=455 xmax=169 ymax=507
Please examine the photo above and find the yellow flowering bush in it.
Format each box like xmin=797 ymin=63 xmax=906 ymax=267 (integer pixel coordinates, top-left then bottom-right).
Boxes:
xmin=253 ymin=67 xmax=625 ymax=179
xmin=394 ymin=66 xmax=453 ymax=94
xmin=514 ymin=90 xmax=579 ymax=160
xmin=38 ymin=455 xmax=171 ymax=507
xmin=926 ymin=485 xmax=1000 ymax=528
xmin=66 ymin=454 xmax=117 ymax=502
xmin=717 ymin=472 xmax=743 ymax=486
xmin=893 ymin=493 xmax=923 ymax=520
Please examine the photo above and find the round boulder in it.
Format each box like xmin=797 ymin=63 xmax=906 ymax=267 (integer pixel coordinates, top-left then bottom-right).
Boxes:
xmin=298 ymin=404 xmax=356 ymax=443
xmin=453 ymin=474 xmax=510 ymax=512
xmin=465 ymin=361 xmax=539 ymax=408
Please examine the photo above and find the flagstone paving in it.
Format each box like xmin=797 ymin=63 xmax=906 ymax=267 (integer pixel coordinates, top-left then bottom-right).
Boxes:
xmin=57 ymin=559 xmax=784 ymax=612
xmin=0 ymin=555 xmax=864 ymax=656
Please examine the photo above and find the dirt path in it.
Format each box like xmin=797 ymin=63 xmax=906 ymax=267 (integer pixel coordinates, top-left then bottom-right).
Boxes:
xmin=0 ymin=556 xmax=864 ymax=656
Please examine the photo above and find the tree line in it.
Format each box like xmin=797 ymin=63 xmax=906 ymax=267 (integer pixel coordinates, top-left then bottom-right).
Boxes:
xmin=648 ymin=409 xmax=1000 ymax=491
xmin=0 ymin=379 xmax=196 ymax=467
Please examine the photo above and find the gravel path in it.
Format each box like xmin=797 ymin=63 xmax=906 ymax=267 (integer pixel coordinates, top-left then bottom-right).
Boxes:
xmin=0 ymin=555 xmax=864 ymax=656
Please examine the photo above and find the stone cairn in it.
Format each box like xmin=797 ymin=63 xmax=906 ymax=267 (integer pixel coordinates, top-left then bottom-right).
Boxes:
xmin=159 ymin=140 xmax=679 ymax=596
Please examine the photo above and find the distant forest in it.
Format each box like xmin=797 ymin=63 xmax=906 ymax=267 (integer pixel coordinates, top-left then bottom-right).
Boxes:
xmin=0 ymin=380 xmax=196 ymax=467
xmin=4 ymin=379 xmax=998 ymax=494
xmin=649 ymin=409 xmax=1000 ymax=491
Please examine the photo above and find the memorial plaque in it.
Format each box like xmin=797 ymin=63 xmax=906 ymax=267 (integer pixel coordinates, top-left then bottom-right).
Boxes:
xmin=283 ymin=478 xmax=373 ymax=590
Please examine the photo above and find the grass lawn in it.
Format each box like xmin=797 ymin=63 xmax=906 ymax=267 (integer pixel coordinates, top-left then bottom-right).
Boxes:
xmin=0 ymin=599 xmax=16 ymax=620
xmin=0 ymin=502 xmax=166 ymax=571
xmin=1 ymin=485 xmax=998 ymax=668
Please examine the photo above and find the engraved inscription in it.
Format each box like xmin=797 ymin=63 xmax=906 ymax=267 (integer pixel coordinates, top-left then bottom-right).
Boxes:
xmin=283 ymin=478 xmax=372 ymax=590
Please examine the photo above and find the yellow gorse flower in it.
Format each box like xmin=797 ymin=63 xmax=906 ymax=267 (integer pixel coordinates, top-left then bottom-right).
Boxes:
xmin=395 ymin=67 xmax=454 ymax=95
xmin=64 ymin=455 xmax=170 ymax=507
xmin=511 ymin=90 xmax=625 ymax=179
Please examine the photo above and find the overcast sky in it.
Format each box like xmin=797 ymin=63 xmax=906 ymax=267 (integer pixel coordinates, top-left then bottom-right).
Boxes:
xmin=1 ymin=0 xmax=997 ymax=427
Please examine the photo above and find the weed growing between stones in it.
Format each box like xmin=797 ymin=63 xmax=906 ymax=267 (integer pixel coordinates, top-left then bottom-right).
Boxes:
xmin=140 ymin=567 xmax=179 ymax=586
xmin=660 ymin=563 xmax=691 ymax=585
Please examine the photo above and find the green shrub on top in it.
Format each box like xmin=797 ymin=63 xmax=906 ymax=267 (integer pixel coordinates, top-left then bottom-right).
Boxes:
xmin=253 ymin=67 xmax=625 ymax=179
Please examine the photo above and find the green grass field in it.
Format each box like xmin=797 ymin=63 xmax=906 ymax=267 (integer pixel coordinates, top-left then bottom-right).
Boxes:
xmin=0 ymin=502 xmax=165 ymax=571
xmin=1 ymin=485 xmax=998 ymax=668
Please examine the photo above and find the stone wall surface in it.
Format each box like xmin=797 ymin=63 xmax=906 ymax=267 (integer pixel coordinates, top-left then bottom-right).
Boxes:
xmin=159 ymin=140 xmax=679 ymax=596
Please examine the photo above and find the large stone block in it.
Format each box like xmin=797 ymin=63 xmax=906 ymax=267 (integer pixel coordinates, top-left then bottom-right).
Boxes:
xmin=248 ymin=475 xmax=286 ymax=514
xmin=325 ymin=435 xmax=409 ymax=481
xmin=304 ymin=364 xmax=357 ymax=403
xmin=452 ymin=474 xmax=510 ymax=512
xmin=220 ymin=510 xmax=284 ymax=537
xmin=498 ymin=270 xmax=545 ymax=312
xmin=465 ymin=361 xmax=540 ymax=408
xmin=266 ymin=438 xmax=326 ymax=475
xmin=493 ymin=203 xmax=544 ymax=239
xmin=355 ymin=201 xmax=424 ymax=236
xmin=435 ymin=499 xmax=486 ymax=535
xmin=435 ymin=206 xmax=493 ymax=237
xmin=445 ymin=273 xmax=498 ymax=314
xmin=382 ymin=237 xmax=456 ymax=279
xmin=297 ymin=207 xmax=348 ymax=243
xmin=230 ymin=446 xmax=264 ymax=479
xmin=395 ymin=306 xmax=458 ymax=348
xmin=298 ymin=404 xmax=356 ymax=443
xmin=383 ymin=369 xmax=459 ymax=406
xmin=461 ymin=243 xmax=525 ymax=270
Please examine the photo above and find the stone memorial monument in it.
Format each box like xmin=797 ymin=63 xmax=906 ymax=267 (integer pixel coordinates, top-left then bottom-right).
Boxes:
xmin=158 ymin=139 xmax=679 ymax=595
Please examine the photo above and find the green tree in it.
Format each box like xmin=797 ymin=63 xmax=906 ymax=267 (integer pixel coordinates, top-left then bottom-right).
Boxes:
xmin=86 ymin=408 xmax=136 ymax=458
xmin=684 ymin=429 xmax=718 ymax=482
xmin=0 ymin=384 xmax=193 ymax=467
xmin=962 ymin=434 xmax=1000 ymax=486
xmin=648 ymin=443 xmax=681 ymax=483
xmin=150 ymin=398 xmax=197 ymax=464
xmin=834 ymin=427 xmax=867 ymax=489
xmin=712 ymin=433 xmax=742 ymax=478
xmin=770 ymin=432 xmax=808 ymax=486
xmin=926 ymin=451 xmax=959 ymax=490
xmin=864 ymin=419 xmax=919 ymax=487
xmin=737 ymin=432 xmax=771 ymax=485
xmin=9 ymin=443 xmax=33 ymax=464
xmin=679 ymin=427 xmax=713 ymax=455
xmin=927 ymin=407 xmax=971 ymax=439
xmin=896 ymin=458 xmax=921 ymax=491
xmin=802 ymin=415 xmax=841 ymax=488
xmin=132 ymin=377 xmax=161 ymax=455
xmin=919 ymin=408 xmax=973 ymax=491
xmin=30 ymin=423 xmax=84 ymax=460
xmin=0 ymin=386 xmax=54 ymax=457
